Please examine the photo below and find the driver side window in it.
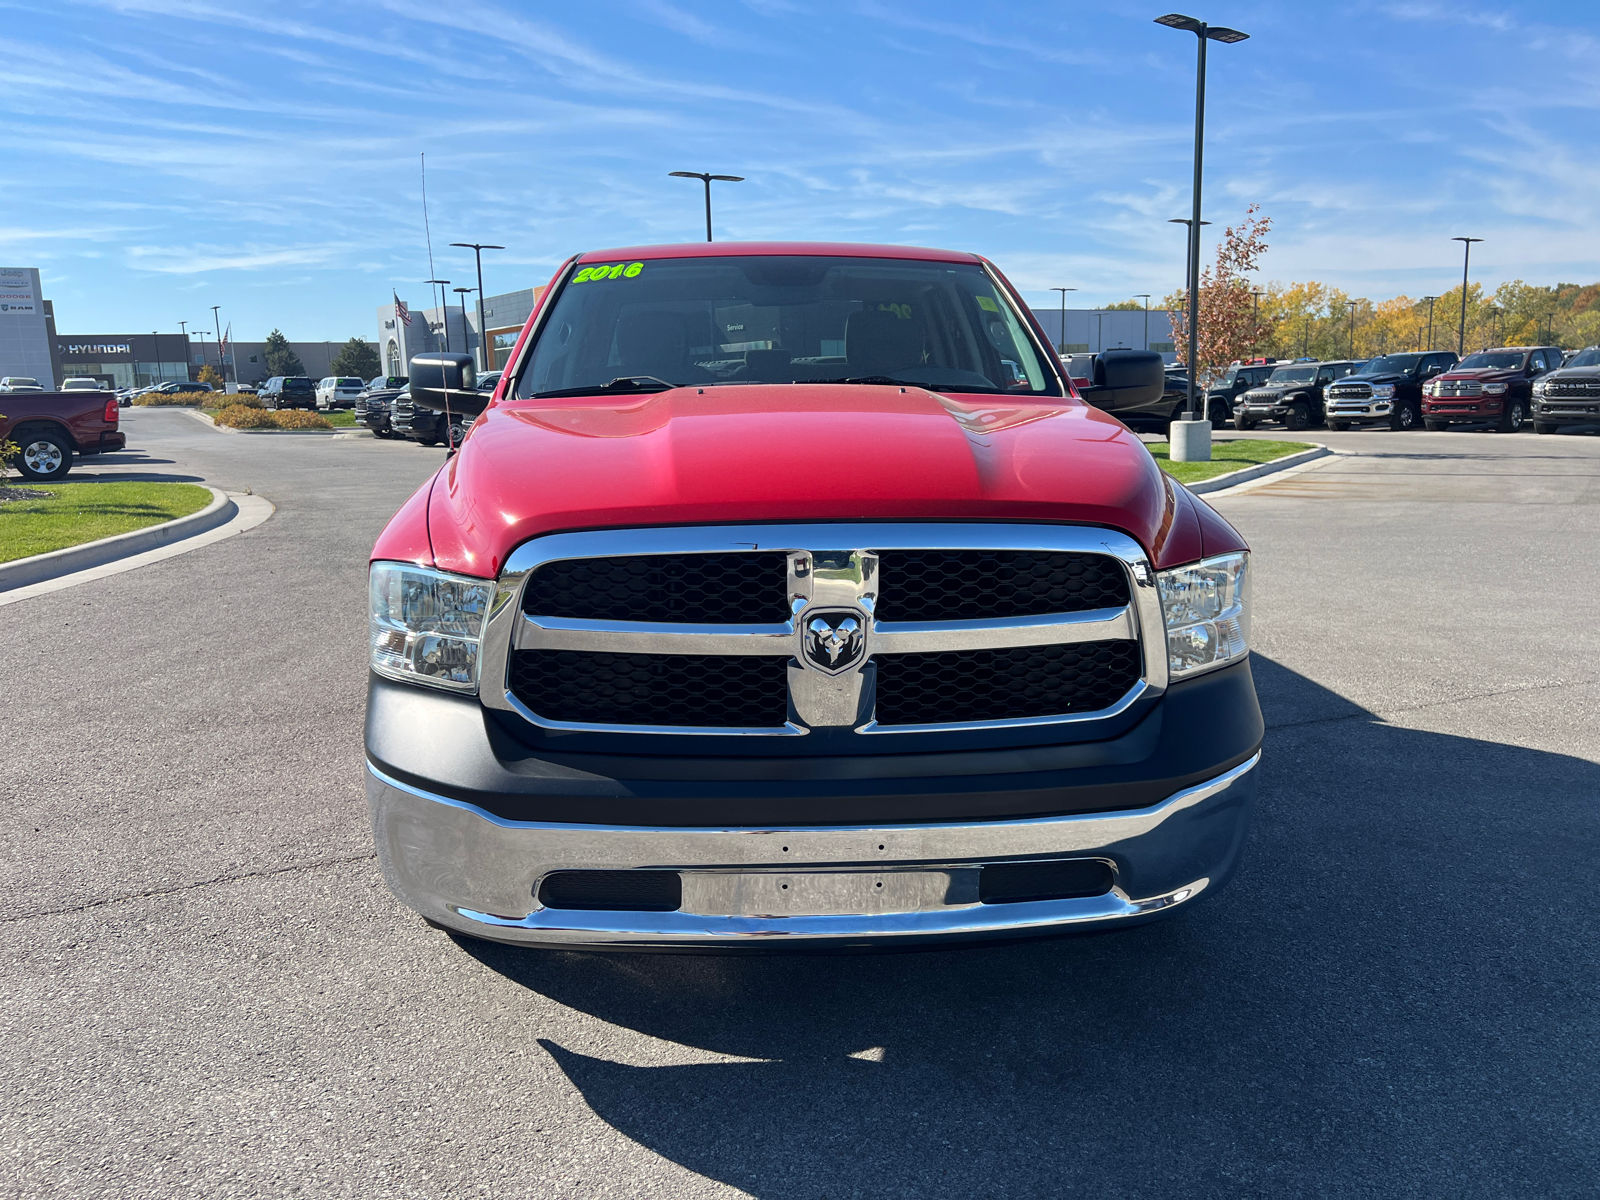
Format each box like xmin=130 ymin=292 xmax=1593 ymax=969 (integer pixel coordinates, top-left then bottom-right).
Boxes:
xmin=1315 ymin=368 xmax=1334 ymax=385
xmin=1529 ymin=352 xmax=1548 ymax=374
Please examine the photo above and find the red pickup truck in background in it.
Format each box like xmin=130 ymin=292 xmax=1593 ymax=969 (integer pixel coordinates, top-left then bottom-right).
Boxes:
xmin=1 ymin=391 xmax=126 ymax=480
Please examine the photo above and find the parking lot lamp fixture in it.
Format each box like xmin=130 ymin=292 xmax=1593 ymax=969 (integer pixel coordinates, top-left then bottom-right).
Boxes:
xmin=1049 ymin=287 xmax=1076 ymax=353
xmin=1452 ymin=237 xmax=1483 ymax=355
xmin=1422 ymin=296 xmax=1438 ymax=351
xmin=668 ymin=171 xmax=744 ymax=242
xmin=426 ymin=280 xmax=452 ymax=352
xmin=1156 ymin=14 xmax=1248 ymax=463
xmin=450 ymin=243 xmax=504 ymax=371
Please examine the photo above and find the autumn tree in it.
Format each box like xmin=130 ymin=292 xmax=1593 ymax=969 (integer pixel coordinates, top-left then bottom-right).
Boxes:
xmin=1166 ymin=205 xmax=1274 ymax=386
xmin=196 ymin=364 xmax=225 ymax=388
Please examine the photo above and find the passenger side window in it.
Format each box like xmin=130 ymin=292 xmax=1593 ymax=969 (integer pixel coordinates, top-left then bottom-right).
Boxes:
xmin=1315 ymin=368 xmax=1334 ymax=385
xmin=1529 ymin=352 xmax=1547 ymax=374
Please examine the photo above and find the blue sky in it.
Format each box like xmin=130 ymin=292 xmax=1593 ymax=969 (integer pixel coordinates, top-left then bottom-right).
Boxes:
xmin=3 ymin=0 xmax=1597 ymax=341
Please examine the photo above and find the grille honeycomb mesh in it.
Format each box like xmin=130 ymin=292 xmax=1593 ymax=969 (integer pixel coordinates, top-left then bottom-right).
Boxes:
xmin=523 ymin=553 xmax=790 ymax=624
xmin=874 ymin=550 xmax=1129 ymax=621
xmin=511 ymin=650 xmax=789 ymax=727
xmin=874 ymin=641 xmax=1141 ymax=725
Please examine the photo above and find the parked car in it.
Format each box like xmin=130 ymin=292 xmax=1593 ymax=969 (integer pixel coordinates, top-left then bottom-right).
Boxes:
xmin=153 ymin=380 xmax=213 ymax=394
xmin=1233 ymin=360 xmax=1363 ymax=430
xmin=316 ymin=376 xmax=367 ymax=411
xmin=364 ymin=241 xmax=1261 ymax=952
xmin=1323 ymin=351 xmax=1459 ymax=431
xmin=0 ymin=376 xmax=44 ymax=393
xmin=60 ymin=377 xmax=105 ymax=392
xmin=260 ymin=376 xmax=316 ymax=410
xmin=391 ymin=387 xmax=470 ymax=447
xmin=233 ymin=382 xmax=258 ymax=395
xmin=0 ymin=388 xmax=125 ymax=480
xmin=1202 ymin=362 xmax=1278 ymax=427
xmin=476 ymin=369 xmax=503 ymax=395
xmin=1531 ymin=345 xmax=1600 ymax=435
xmin=1421 ymin=346 xmax=1563 ymax=432
xmin=357 ymin=379 xmax=408 ymax=438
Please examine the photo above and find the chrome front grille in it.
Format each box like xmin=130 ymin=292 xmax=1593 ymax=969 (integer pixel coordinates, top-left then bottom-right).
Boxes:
xmin=480 ymin=524 xmax=1165 ymax=736
xmin=1325 ymin=383 xmax=1372 ymax=400
xmin=1435 ymin=379 xmax=1484 ymax=398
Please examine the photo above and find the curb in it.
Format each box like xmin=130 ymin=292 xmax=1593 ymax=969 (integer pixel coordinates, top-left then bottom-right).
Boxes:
xmin=1184 ymin=444 xmax=1332 ymax=495
xmin=0 ymin=486 xmax=236 ymax=593
xmin=332 ymin=429 xmax=376 ymax=440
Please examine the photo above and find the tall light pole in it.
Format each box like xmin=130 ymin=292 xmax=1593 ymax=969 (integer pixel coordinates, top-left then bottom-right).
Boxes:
xmin=1168 ymin=217 xmax=1211 ymax=366
xmin=454 ymin=288 xmax=476 ymax=367
xmin=210 ymin=305 xmax=224 ymax=380
xmin=194 ymin=331 xmax=206 ymax=384
xmin=668 ymin=171 xmax=744 ymax=242
xmin=450 ymin=242 xmax=504 ymax=371
xmin=1049 ymin=287 xmax=1076 ymax=353
xmin=1249 ymin=289 xmax=1265 ymax=358
xmin=1452 ymin=236 xmax=1483 ymax=355
xmin=426 ymin=280 xmax=452 ymax=352
xmin=1157 ymin=13 xmax=1249 ymax=462
xmin=1137 ymin=294 xmax=1152 ymax=350
xmin=1422 ymin=295 xmax=1438 ymax=351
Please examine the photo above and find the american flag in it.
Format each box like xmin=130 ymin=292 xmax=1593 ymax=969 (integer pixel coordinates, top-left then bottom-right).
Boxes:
xmin=220 ymin=323 xmax=230 ymax=360
xmin=394 ymin=292 xmax=412 ymax=326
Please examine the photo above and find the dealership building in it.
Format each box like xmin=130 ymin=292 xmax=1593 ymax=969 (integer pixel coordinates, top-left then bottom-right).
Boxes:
xmin=377 ymin=286 xmax=546 ymax=376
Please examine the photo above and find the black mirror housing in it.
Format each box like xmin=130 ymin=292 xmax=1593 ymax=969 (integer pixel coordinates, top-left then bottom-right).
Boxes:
xmin=1076 ymin=349 xmax=1164 ymax=409
xmin=409 ymin=353 xmax=486 ymax=416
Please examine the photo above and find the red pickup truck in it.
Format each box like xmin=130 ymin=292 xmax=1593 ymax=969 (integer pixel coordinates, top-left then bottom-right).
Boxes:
xmin=2 ymin=391 xmax=125 ymax=480
xmin=364 ymin=242 xmax=1262 ymax=950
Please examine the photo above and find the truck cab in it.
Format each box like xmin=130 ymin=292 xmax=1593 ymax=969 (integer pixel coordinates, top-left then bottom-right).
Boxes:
xmin=1234 ymin=360 xmax=1363 ymax=431
xmin=364 ymin=242 xmax=1262 ymax=951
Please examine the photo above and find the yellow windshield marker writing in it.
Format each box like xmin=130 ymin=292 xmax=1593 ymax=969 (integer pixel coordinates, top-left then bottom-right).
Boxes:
xmin=572 ymin=262 xmax=645 ymax=284
xmin=975 ymin=295 xmax=1000 ymax=312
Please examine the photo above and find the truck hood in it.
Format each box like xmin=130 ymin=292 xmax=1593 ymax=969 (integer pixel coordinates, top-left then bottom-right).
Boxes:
xmin=1436 ymin=366 xmax=1520 ymax=382
xmin=1336 ymin=371 xmax=1410 ymax=386
xmin=411 ymin=384 xmax=1224 ymax=577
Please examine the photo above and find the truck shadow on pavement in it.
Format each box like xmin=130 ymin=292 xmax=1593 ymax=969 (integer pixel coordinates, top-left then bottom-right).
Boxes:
xmin=456 ymin=655 xmax=1600 ymax=1195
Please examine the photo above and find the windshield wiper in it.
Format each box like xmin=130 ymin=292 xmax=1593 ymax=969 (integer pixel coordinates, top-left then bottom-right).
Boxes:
xmin=531 ymin=376 xmax=678 ymax=399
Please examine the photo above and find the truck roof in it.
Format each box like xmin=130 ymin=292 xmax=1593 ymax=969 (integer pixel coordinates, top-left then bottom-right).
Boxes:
xmin=575 ymin=241 xmax=984 ymax=265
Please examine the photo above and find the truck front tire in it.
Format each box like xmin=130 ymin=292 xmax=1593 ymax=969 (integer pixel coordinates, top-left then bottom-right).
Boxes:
xmin=1498 ymin=399 xmax=1527 ymax=433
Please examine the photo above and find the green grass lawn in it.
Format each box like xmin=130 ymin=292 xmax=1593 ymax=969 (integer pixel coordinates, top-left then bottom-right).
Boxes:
xmin=1146 ymin=439 xmax=1315 ymax=485
xmin=0 ymin=481 xmax=213 ymax=563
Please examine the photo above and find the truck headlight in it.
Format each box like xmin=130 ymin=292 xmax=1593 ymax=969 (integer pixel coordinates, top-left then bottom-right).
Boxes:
xmin=1483 ymin=382 xmax=1508 ymax=395
xmin=1422 ymin=381 xmax=1436 ymax=397
xmin=1370 ymin=384 xmax=1395 ymax=399
xmin=369 ymin=562 xmax=492 ymax=693
xmin=1157 ymin=552 xmax=1250 ymax=680
xmin=1532 ymin=378 xmax=1548 ymax=396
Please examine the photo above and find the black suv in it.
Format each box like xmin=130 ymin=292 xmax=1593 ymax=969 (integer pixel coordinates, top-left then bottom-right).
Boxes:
xmin=1204 ymin=363 xmax=1277 ymax=426
xmin=1234 ymin=360 xmax=1363 ymax=431
xmin=1323 ymin=351 xmax=1458 ymax=431
xmin=260 ymin=376 xmax=316 ymax=410
xmin=1532 ymin=346 xmax=1600 ymax=434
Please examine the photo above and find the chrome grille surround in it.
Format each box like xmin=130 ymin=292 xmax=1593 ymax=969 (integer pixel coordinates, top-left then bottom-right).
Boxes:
xmin=479 ymin=523 xmax=1166 ymax=737
xmin=1435 ymin=379 xmax=1484 ymax=398
xmin=1325 ymin=383 xmax=1372 ymax=400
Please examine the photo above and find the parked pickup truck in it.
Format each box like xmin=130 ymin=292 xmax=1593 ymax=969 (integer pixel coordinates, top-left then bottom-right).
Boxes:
xmin=1323 ymin=350 xmax=1458 ymax=431
xmin=1233 ymin=360 xmax=1363 ymax=431
xmin=2 ymin=390 xmax=125 ymax=480
xmin=1532 ymin=346 xmax=1600 ymax=434
xmin=1422 ymin=345 xmax=1564 ymax=432
xmin=365 ymin=242 xmax=1262 ymax=951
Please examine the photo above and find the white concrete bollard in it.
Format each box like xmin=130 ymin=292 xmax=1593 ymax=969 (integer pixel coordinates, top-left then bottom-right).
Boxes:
xmin=1169 ymin=418 xmax=1212 ymax=462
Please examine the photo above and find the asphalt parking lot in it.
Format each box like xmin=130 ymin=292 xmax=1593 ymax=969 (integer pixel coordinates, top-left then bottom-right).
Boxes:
xmin=5 ymin=408 xmax=1599 ymax=1198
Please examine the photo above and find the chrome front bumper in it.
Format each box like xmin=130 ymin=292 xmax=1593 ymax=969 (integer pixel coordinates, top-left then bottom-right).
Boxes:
xmin=367 ymin=754 xmax=1259 ymax=949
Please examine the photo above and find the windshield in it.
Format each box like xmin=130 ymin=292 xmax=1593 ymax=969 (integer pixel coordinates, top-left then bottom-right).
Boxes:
xmin=1458 ymin=351 xmax=1527 ymax=369
xmin=1359 ymin=354 xmax=1424 ymax=375
xmin=516 ymin=254 xmax=1059 ymax=398
xmin=1266 ymin=366 xmax=1317 ymax=385
xmin=1564 ymin=348 xmax=1600 ymax=369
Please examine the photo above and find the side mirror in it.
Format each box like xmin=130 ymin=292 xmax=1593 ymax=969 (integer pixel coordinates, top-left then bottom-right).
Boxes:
xmin=409 ymin=353 xmax=485 ymax=416
xmin=1077 ymin=349 xmax=1164 ymax=410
